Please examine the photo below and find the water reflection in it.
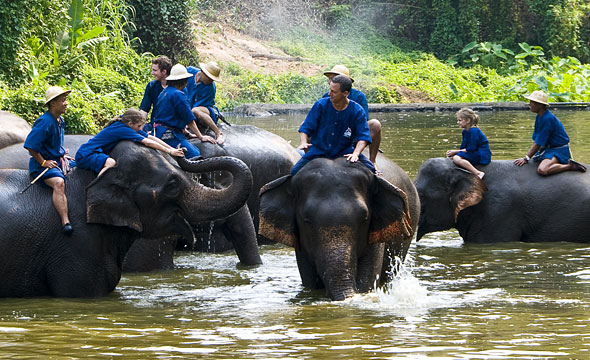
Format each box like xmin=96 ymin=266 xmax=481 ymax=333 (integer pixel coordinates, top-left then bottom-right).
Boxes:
xmin=1 ymin=109 xmax=589 ymax=358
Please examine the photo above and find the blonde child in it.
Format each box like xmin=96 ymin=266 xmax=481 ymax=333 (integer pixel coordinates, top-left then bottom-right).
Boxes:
xmin=76 ymin=108 xmax=185 ymax=176
xmin=446 ymin=108 xmax=491 ymax=179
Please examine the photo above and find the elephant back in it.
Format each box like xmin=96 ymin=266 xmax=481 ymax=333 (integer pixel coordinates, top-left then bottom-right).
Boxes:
xmin=0 ymin=111 xmax=31 ymax=150
xmin=0 ymin=135 xmax=93 ymax=170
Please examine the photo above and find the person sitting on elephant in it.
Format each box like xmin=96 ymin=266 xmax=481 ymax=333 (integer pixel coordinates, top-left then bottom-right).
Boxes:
xmin=76 ymin=109 xmax=185 ymax=177
xmin=291 ymin=74 xmax=374 ymax=175
xmin=514 ymin=90 xmax=586 ymax=174
xmin=139 ymin=55 xmax=172 ymax=134
xmin=322 ymin=65 xmax=382 ymax=172
xmin=23 ymin=86 xmax=76 ymax=235
xmin=184 ymin=61 xmax=225 ymax=145
xmin=446 ymin=107 xmax=491 ymax=179
xmin=152 ymin=64 xmax=216 ymax=159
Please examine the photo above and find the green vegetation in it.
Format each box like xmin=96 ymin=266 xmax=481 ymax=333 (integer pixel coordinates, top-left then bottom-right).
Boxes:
xmin=0 ymin=0 xmax=589 ymax=134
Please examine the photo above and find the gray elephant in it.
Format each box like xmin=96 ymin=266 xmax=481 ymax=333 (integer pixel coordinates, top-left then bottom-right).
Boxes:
xmin=0 ymin=141 xmax=252 ymax=297
xmin=258 ymin=155 xmax=420 ymax=301
xmin=123 ymin=124 xmax=300 ymax=272
xmin=0 ymin=111 xmax=31 ymax=149
xmin=0 ymin=135 xmax=92 ymax=169
xmin=415 ymin=157 xmax=590 ymax=243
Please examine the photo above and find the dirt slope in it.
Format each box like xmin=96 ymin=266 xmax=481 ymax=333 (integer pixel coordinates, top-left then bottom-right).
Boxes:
xmin=193 ymin=23 xmax=324 ymax=76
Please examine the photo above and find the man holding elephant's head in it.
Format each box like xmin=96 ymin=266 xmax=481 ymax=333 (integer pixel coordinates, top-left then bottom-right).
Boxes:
xmin=24 ymin=86 xmax=75 ymax=235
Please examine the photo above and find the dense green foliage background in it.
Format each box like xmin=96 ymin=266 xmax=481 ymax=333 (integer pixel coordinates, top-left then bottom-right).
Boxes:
xmin=0 ymin=0 xmax=589 ymax=134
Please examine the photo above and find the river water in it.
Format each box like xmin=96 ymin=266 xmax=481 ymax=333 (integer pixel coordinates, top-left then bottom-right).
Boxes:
xmin=1 ymin=109 xmax=589 ymax=358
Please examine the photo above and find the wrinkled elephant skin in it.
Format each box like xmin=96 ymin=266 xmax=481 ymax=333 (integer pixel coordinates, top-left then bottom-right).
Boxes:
xmin=0 ymin=141 xmax=252 ymax=297
xmin=415 ymin=157 xmax=590 ymax=243
xmin=259 ymin=155 xmax=420 ymax=301
xmin=124 ymin=124 xmax=300 ymax=272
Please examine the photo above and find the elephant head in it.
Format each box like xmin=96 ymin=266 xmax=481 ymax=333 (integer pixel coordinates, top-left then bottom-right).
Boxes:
xmin=415 ymin=157 xmax=487 ymax=240
xmin=259 ymin=157 xmax=413 ymax=301
xmin=85 ymin=141 xmax=253 ymax=241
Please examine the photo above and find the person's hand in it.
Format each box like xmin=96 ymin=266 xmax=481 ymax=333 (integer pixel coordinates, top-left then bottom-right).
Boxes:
xmin=344 ymin=153 xmax=359 ymax=162
xmin=514 ymin=157 xmax=528 ymax=166
xmin=446 ymin=150 xmax=458 ymax=158
xmin=167 ymin=148 xmax=185 ymax=157
xmin=297 ymin=142 xmax=312 ymax=153
xmin=42 ymin=159 xmax=58 ymax=168
xmin=200 ymin=135 xmax=217 ymax=144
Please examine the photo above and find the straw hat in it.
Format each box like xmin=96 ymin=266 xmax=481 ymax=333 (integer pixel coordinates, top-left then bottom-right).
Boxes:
xmin=323 ymin=65 xmax=354 ymax=82
xmin=524 ymin=90 xmax=549 ymax=105
xmin=199 ymin=61 xmax=221 ymax=82
xmin=166 ymin=64 xmax=193 ymax=81
xmin=45 ymin=86 xmax=71 ymax=105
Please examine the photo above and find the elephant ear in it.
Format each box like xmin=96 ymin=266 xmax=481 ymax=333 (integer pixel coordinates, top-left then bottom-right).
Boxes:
xmin=258 ymin=175 xmax=297 ymax=247
xmin=450 ymin=168 xmax=488 ymax=222
xmin=368 ymin=176 xmax=413 ymax=244
xmin=85 ymin=167 xmax=142 ymax=231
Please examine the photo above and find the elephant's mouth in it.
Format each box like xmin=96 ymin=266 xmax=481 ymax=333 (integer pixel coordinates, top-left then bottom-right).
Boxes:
xmin=174 ymin=211 xmax=196 ymax=244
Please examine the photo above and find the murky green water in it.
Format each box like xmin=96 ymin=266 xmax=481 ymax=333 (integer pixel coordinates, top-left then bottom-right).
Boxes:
xmin=1 ymin=109 xmax=589 ymax=358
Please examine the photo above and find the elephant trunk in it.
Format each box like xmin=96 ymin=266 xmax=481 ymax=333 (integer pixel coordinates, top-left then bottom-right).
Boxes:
xmin=316 ymin=226 xmax=358 ymax=301
xmin=176 ymin=156 xmax=253 ymax=223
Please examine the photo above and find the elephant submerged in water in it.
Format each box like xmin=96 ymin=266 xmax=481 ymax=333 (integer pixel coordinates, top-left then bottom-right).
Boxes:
xmin=415 ymin=157 xmax=590 ymax=243
xmin=123 ymin=124 xmax=300 ymax=272
xmin=0 ymin=141 xmax=252 ymax=297
xmin=259 ymin=155 xmax=420 ymax=301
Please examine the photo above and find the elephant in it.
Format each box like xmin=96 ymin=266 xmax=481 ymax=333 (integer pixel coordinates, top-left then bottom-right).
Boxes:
xmin=0 ymin=140 xmax=252 ymax=297
xmin=0 ymin=111 xmax=31 ymax=149
xmin=258 ymin=154 xmax=420 ymax=301
xmin=415 ymin=157 xmax=590 ymax=243
xmin=123 ymin=124 xmax=300 ymax=272
xmin=0 ymin=135 xmax=92 ymax=169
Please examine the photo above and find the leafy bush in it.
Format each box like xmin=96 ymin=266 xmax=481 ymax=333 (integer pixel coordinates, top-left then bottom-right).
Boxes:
xmin=126 ymin=0 xmax=198 ymax=64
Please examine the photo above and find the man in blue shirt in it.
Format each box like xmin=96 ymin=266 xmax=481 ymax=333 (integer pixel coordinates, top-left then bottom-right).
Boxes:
xmin=323 ymin=65 xmax=382 ymax=172
xmin=139 ymin=56 xmax=172 ymax=133
xmin=514 ymin=90 xmax=586 ymax=175
xmin=24 ymin=86 xmax=75 ymax=235
xmin=291 ymin=75 xmax=375 ymax=175
xmin=185 ymin=61 xmax=225 ymax=144
xmin=152 ymin=64 xmax=216 ymax=159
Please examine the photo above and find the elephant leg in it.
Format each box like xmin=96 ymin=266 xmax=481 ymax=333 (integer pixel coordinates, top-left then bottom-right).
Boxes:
xmin=356 ymin=242 xmax=385 ymax=292
xmin=123 ymin=236 xmax=177 ymax=272
xmin=224 ymin=205 xmax=262 ymax=265
xmin=295 ymin=248 xmax=324 ymax=289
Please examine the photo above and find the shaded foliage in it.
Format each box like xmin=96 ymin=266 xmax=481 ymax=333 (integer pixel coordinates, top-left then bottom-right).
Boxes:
xmin=126 ymin=0 xmax=198 ymax=64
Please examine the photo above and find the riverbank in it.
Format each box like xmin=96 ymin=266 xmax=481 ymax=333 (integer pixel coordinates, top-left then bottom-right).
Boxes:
xmin=231 ymin=101 xmax=590 ymax=116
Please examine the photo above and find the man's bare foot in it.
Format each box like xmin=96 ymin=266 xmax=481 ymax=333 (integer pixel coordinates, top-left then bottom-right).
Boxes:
xmin=477 ymin=171 xmax=485 ymax=179
xmin=569 ymin=159 xmax=587 ymax=172
xmin=216 ymin=133 xmax=225 ymax=145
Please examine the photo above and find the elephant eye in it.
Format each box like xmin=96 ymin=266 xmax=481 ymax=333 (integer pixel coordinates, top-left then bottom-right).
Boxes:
xmin=162 ymin=176 xmax=181 ymax=197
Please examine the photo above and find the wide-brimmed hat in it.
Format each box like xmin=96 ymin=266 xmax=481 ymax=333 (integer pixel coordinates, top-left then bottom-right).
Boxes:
xmin=323 ymin=64 xmax=354 ymax=82
xmin=199 ymin=61 xmax=221 ymax=82
xmin=524 ymin=90 xmax=549 ymax=105
xmin=45 ymin=86 xmax=71 ymax=105
xmin=166 ymin=64 xmax=193 ymax=81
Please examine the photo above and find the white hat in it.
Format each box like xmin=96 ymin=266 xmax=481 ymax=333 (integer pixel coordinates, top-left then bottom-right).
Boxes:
xmin=199 ymin=61 xmax=221 ymax=82
xmin=524 ymin=90 xmax=549 ymax=105
xmin=45 ymin=86 xmax=71 ymax=105
xmin=323 ymin=64 xmax=354 ymax=82
xmin=166 ymin=64 xmax=193 ymax=81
